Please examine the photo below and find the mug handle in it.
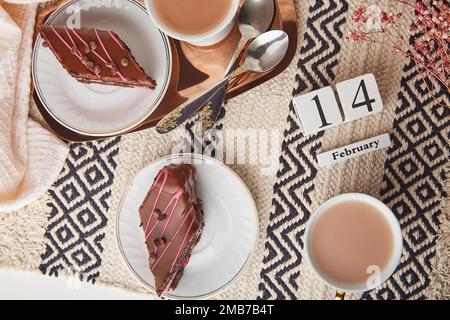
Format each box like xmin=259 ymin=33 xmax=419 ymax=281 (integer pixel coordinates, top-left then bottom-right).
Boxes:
xmin=334 ymin=291 xmax=346 ymax=300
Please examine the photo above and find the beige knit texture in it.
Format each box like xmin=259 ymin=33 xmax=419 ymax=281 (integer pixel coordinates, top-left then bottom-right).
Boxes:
xmin=0 ymin=2 xmax=67 ymax=272
xmin=0 ymin=2 xmax=68 ymax=213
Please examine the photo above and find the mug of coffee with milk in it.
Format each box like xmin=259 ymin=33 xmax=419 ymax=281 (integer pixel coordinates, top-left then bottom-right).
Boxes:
xmin=145 ymin=0 xmax=240 ymax=46
xmin=304 ymin=193 xmax=403 ymax=299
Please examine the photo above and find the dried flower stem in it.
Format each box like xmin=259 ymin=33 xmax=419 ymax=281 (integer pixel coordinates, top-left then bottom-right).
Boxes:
xmin=347 ymin=0 xmax=449 ymax=95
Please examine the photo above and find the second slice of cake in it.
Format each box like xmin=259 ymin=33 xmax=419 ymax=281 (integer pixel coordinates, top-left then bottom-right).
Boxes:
xmin=139 ymin=164 xmax=204 ymax=296
xmin=38 ymin=26 xmax=157 ymax=89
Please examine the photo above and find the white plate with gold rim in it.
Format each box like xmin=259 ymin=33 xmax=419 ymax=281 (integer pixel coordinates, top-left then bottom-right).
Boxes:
xmin=32 ymin=0 xmax=171 ymax=136
xmin=116 ymin=154 xmax=259 ymax=299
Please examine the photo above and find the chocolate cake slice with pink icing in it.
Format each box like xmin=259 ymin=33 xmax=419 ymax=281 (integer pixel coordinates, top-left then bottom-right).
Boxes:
xmin=139 ymin=164 xmax=204 ymax=296
xmin=38 ymin=25 xmax=157 ymax=89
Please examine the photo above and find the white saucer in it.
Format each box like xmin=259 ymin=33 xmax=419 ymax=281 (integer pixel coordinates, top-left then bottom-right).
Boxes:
xmin=32 ymin=0 xmax=172 ymax=136
xmin=116 ymin=154 xmax=259 ymax=299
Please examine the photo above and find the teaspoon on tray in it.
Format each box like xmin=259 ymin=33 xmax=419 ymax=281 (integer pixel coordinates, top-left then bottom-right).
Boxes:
xmin=198 ymin=0 xmax=276 ymax=131
xmin=156 ymin=30 xmax=289 ymax=134
xmin=156 ymin=0 xmax=275 ymax=134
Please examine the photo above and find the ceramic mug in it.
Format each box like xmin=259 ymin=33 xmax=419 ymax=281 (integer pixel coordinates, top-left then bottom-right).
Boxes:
xmin=303 ymin=193 xmax=403 ymax=299
xmin=145 ymin=0 xmax=240 ymax=46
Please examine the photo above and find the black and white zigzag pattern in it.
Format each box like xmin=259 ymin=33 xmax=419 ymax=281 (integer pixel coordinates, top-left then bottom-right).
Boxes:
xmin=258 ymin=0 xmax=348 ymax=299
xmin=40 ymin=138 xmax=121 ymax=283
xmin=362 ymin=61 xmax=450 ymax=299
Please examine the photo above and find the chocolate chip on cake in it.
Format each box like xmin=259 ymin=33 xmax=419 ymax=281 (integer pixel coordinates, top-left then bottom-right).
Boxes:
xmin=70 ymin=45 xmax=79 ymax=55
xmin=149 ymin=253 xmax=157 ymax=265
xmin=154 ymin=209 xmax=166 ymax=221
xmin=154 ymin=237 xmax=167 ymax=248
xmin=89 ymin=41 xmax=98 ymax=50
xmin=93 ymin=65 xmax=102 ymax=75
xmin=86 ymin=61 xmax=94 ymax=70
xmin=121 ymin=58 xmax=129 ymax=67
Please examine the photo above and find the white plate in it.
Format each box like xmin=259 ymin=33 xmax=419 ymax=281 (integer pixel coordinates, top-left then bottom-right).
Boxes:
xmin=32 ymin=0 xmax=172 ymax=136
xmin=117 ymin=154 xmax=259 ymax=299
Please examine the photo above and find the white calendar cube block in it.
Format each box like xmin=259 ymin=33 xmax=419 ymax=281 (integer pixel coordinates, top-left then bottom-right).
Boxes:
xmin=293 ymin=86 xmax=343 ymax=135
xmin=336 ymin=73 xmax=384 ymax=122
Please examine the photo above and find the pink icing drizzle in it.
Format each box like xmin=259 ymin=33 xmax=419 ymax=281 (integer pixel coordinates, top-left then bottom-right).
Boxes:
xmin=64 ymin=27 xmax=81 ymax=59
xmin=143 ymin=168 xmax=168 ymax=237
xmin=94 ymin=28 xmax=127 ymax=82
xmin=70 ymin=29 xmax=110 ymax=65
xmin=108 ymin=31 xmax=124 ymax=50
xmin=162 ymin=276 xmax=175 ymax=295
xmin=49 ymin=26 xmax=96 ymax=76
xmin=158 ymin=187 xmax=185 ymax=239
xmin=50 ymin=26 xmax=73 ymax=53
xmin=147 ymin=186 xmax=185 ymax=245
xmin=169 ymin=217 xmax=196 ymax=273
xmin=151 ymin=207 xmax=194 ymax=271
xmin=70 ymin=28 xmax=89 ymax=47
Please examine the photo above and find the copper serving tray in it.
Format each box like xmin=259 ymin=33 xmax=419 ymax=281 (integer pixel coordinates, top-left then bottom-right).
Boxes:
xmin=33 ymin=0 xmax=298 ymax=142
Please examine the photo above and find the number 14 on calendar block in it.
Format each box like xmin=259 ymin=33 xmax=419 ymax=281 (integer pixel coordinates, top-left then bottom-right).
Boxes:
xmin=293 ymin=74 xmax=384 ymax=135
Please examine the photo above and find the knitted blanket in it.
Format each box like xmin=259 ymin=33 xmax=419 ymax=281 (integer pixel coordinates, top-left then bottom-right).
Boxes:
xmin=0 ymin=1 xmax=68 ymax=213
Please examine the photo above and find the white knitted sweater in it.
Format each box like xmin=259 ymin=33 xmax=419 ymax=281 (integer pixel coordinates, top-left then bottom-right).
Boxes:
xmin=0 ymin=1 xmax=68 ymax=213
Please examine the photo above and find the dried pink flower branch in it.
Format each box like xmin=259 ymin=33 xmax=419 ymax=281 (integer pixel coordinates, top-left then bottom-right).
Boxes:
xmin=347 ymin=0 xmax=449 ymax=94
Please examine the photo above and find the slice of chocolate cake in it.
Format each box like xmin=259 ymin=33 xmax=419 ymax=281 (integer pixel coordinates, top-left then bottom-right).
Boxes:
xmin=38 ymin=25 xmax=157 ymax=89
xmin=139 ymin=164 xmax=204 ymax=296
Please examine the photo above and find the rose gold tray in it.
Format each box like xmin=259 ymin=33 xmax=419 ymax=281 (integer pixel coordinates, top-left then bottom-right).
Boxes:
xmin=33 ymin=0 xmax=298 ymax=142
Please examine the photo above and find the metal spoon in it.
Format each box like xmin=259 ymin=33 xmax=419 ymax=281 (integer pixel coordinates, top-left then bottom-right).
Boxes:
xmin=232 ymin=0 xmax=275 ymax=69
xmin=238 ymin=0 xmax=275 ymax=53
xmin=198 ymin=0 xmax=275 ymax=130
xmin=156 ymin=30 xmax=288 ymax=134
xmin=236 ymin=30 xmax=289 ymax=74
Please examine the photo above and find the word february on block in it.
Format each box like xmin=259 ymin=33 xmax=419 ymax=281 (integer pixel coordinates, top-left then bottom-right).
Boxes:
xmin=293 ymin=74 xmax=384 ymax=135
xmin=317 ymin=133 xmax=392 ymax=167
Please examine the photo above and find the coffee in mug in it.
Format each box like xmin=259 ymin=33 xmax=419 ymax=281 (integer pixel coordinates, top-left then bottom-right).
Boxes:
xmin=153 ymin=0 xmax=233 ymax=35
xmin=304 ymin=193 xmax=403 ymax=296
xmin=146 ymin=0 xmax=240 ymax=46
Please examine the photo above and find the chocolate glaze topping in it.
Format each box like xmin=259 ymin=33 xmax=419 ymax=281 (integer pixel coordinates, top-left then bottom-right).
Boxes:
xmin=38 ymin=25 xmax=157 ymax=89
xmin=138 ymin=164 xmax=204 ymax=296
